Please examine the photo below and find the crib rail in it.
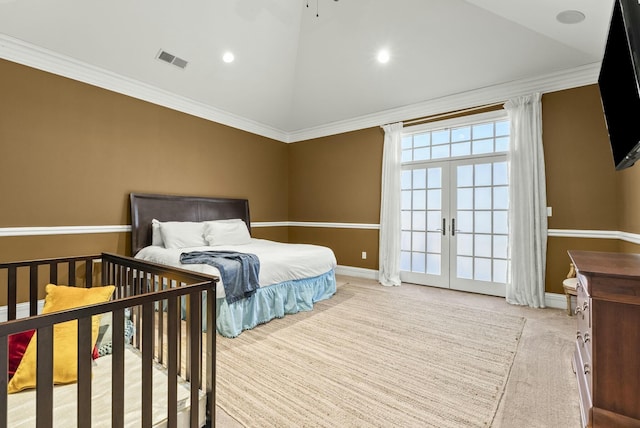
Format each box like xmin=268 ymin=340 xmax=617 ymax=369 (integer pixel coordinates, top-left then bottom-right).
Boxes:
xmin=0 ymin=253 xmax=217 ymax=428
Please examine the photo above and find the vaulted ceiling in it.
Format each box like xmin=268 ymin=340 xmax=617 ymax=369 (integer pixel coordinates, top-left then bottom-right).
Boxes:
xmin=0 ymin=0 xmax=614 ymax=141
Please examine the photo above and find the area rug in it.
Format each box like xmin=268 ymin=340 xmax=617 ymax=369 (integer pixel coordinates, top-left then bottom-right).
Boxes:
xmin=216 ymin=282 xmax=525 ymax=427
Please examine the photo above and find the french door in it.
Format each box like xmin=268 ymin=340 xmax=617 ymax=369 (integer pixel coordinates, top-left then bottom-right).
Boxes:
xmin=400 ymin=156 xmax=508 ymax=297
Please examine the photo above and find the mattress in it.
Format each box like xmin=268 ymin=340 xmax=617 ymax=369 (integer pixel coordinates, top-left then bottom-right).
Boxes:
xmin=7 ymin=347 xmax=207 ymax=428
xmin=135 ymin=238 xmax=338 ymax=299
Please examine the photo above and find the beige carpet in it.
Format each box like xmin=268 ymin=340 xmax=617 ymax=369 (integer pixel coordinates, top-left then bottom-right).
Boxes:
xmin=216 ymin=281 xmax=526 ymax=427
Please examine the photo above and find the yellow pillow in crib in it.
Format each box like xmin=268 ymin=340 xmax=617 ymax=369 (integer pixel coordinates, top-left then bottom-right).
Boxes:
xmin=8 ymin=284 xmax=115 ymax=393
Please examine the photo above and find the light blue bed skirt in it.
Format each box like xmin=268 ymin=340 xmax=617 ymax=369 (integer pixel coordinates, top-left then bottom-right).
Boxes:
xmin=215 ymin=269 xmax=337 ymax=338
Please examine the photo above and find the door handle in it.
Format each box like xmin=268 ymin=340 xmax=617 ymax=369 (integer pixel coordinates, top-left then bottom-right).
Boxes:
xmin=428 ymin=218 xmax=446 ymax=236
xmin=451 ymin=218 xmax=456 ymax=236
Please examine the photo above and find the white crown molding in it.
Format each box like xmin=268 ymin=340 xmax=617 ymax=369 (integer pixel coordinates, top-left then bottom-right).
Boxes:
xmin=0 ymin=33 xmax=599 ymax=144
xmin=286 ymin=63 xmax=601 ymax=142
xmin=0 ymin=34 xmax=289 ymax=143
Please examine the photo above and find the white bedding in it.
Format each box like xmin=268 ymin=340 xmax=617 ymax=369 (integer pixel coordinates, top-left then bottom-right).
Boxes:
xmin=8 ymin=347 xmax=206 ymax=428
xmin=135 ymin=238 xmax=337 ymax=299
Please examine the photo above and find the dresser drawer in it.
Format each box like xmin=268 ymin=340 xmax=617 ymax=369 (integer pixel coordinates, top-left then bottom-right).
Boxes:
xmin=574 ymin=341 xmax=593 ymax=428
xmin=576 ymin=280 xmax=592 ymax=367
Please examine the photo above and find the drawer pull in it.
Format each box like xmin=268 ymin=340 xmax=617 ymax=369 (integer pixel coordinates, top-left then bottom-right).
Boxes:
xmin=576 ymin=332 xmax=582 ymax=341
xmin=575 ymin=306 xmax=582 ymax=315
xmin=584 ymin=363 xmax=590 ymax=375
xmin=583 ymin=302 xmax=589 ymax=311
xmin=583 ymin=333 xmax=590 ymax=343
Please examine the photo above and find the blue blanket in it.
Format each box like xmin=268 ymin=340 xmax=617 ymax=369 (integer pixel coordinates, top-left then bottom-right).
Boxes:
xmin=179 ymin=251 xmax=260 ymax=304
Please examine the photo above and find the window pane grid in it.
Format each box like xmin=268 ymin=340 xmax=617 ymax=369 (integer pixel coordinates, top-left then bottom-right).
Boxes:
xmin=401 ymin=167 xmax=442 ymax=275
xmin=403 ymin=119 xmax=509 ymax=163
xmin=455 ymin=161 xmax=509 ymax=284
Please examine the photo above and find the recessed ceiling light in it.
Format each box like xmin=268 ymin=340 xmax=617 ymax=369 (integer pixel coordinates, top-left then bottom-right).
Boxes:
xmin=377 ymin=49 xmax=390 ymax=64
xmin=222 ymin=52 xmax=235 ymax=63
xmin=556 ymin=10 xmax=585 ymax=24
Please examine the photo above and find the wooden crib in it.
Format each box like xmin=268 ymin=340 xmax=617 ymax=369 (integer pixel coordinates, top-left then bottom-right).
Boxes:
xmin=0 ymin=252 xmax=217 ymax=427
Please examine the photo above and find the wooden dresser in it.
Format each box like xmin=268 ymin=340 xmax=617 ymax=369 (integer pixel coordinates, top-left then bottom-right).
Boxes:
xmin=568 ymin=250 xmax=640 ymax=428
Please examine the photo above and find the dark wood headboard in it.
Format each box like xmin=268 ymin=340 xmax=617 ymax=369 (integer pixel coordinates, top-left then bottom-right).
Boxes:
xmin=130 ymin=193 xmax=251 ymax=255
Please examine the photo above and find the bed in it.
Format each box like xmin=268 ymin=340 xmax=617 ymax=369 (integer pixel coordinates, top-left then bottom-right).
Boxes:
xmin=130 ymin=193 xmax=337 ymax=338
xmin=0 ymin=253 xmax=216 ymax=427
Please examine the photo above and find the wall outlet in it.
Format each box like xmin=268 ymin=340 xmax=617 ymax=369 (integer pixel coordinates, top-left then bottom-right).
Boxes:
xmin=361 ymin=251 xmax=367 ymax=259
xmin=547 ymin=207 xmax=553 ymax=217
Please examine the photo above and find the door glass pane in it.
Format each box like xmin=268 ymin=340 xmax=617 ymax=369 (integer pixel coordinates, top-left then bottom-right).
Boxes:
xmin=412 ymin=232 xmax=426 ymax=252
xmin=493 ymin=162 xmax=508 ymax=185
xmin=401 ymin=170 xmax=412 ymax=189
xmin=426 ymin=232 xmax=441 ymax=253
xmin=401 ymin=211 xmax=411 ymax=229
xmin=494 ymin=259 xmax=508 ymax=283
xmin=401 ymin=190 xmax=411 ymax=209
xmin=426 ymin=254 xmax=441 ymax=275
xmin=401 ymin=252 xmax=411 ymax=271
xmin=427 ymin=211 xmax=441 ymax=231
xmin=427 ymin=189 xmax=441 ymax=210
xmin=457 ymin=188 xmax=473 ymax=209
xmin=457 ymin=233 xmax=473 ymax=256
xmin=475 ymin=163 xmax=492 ymax=186
xmin=401 ymin=231 xmax=411 ymax=251
xmin=427 ymin=168 xmax=442 ymax=188
xmin=413 ymin=190 xmax=426 ymax=209
xmin=495 ymin=137 xmax=509 ymax=152
xmin=412 ymin=253 xmax=426 ymax=273
xmin=457 ymin=256 xmax=473 ymax=279
xmin=457 ymin=211 xmax=473 ymax=232
xmin=475 ymin=211 xmax=492 ymax=233
xmin=493 ymin=211 xmax=508 ymax=234
xmin=494 ymin=186 xmax=509 ymax=210
xmin=412 ymin=211 xmax=426 ymax=231
xmin=457 ymin=165 xmax=473 ymax=187
xmin=475 ymin=235 xmax=492 ymax=257
xmin=474 ymin=258 xmax=492 ymax=281
xmin=493 ymin=235 xmax=508 ymax=259
xmin=413 ymin=169 xmax=426 ymax=189
xmin=475 ymin=187 xmax=491 ymax=210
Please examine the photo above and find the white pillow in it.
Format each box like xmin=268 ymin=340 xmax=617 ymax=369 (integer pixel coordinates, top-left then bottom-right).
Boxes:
xmin=204 ymin=220 xmax=251 ymax=246
xmin=159 ymin=221 xmax=207 ymax=249
xmin=151 ymin=219 xmax=163 ymax=246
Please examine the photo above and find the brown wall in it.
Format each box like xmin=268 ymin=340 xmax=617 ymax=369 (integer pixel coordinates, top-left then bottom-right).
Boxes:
xmin=0 ymin=59 xmax=288 ymax=261
xmin=289 ymin=85 xmax=640 ymax=294
xmin=3 ymin=57 xmax=640 ymax=296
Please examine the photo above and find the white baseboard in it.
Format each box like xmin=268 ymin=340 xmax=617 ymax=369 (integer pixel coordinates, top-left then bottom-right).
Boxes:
xmin=0 ymin=300 xmax=45 ymax=322
xmin=335 ymin=265 xmax=379 ymax=280
xmin=545 ymin=292 xmax=570 ymax=311
xmin=335 ymin=266 xmax=568 ymax=310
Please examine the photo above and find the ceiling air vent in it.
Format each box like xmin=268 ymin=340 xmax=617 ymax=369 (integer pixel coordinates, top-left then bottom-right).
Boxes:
xmin=156 ymin=49 xmax=188 ymax=69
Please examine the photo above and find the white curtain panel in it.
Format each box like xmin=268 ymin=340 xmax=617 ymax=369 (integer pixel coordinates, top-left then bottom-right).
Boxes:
xmin=378 ymin=122 xmax=403 ymax=286
xmin=504 ymin=93 xmax=548 ymax=307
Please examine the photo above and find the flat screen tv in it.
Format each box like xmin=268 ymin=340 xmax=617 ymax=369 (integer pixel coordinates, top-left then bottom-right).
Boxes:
xmin=598 ymin=0 xmax=640 ymax=170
